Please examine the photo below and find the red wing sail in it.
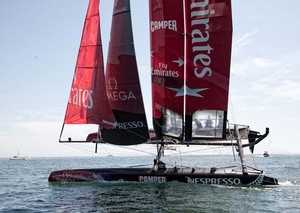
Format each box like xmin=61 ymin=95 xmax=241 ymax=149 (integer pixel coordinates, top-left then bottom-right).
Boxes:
xmin=150 ymin=0 xmax=185 ymax=139
xmin=184 ymin=0 xmax=232 ymax=140
xmin=63 ymin=0 xmax=115 ymax=129
xmin=150 ymin=0 xmax=233 ymax=141
xmin=185 ymin=0 xmax=232 ymax=113
xmin=101 ymin=0 xmax=149 ymax=145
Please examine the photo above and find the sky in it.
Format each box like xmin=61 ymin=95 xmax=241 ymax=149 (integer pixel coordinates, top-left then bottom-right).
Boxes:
xmin=0 ymin=0 xmax=300 ymax=158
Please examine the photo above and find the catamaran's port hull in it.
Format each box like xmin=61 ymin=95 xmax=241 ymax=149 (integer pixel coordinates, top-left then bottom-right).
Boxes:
xmin=48 ymin=167 xmax=278 ymax=186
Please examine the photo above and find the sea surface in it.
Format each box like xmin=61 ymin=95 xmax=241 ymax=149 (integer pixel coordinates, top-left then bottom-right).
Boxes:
xmin=0 ymin=154 xmax=299 ymax=212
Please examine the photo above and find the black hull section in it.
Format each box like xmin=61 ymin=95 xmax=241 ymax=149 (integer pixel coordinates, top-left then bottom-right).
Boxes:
xmin=49 ymin=167 xmax=278 ymax=186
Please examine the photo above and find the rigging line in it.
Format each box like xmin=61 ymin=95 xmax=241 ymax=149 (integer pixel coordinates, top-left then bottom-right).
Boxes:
xmin=229 ymin=94 xmax=235 ymax=123
xmin=228 ymin=120 xmax=237 ymax=162
xmin=97 ymin=143 xmax=113 ymax=156
xmin=63 ymin=143 xmax=96 ymax=156
xmin=163 ymin=146 xmax=230 ymax=156
xmin=103 ymin=144 xmax=157 ymax=156
xmin=59 ymin=123 xmax=65 ymax=142
xmin=178 ymin=145 xmax=182 ymax=161
xmin=250 ymin=152 xmax=257 ymax=168
xmin=153 ymin=118 xmax=164 ymax=128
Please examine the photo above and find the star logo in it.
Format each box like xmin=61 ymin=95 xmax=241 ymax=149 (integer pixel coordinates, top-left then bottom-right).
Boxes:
xmin=167 ymin=85 xmax=208 ymax=97
xmin=172 ymin=58 xmax=184 ymax=67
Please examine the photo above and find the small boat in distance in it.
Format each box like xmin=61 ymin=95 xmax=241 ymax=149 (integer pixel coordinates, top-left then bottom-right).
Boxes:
xmin=263 ymin=151 xmax=270 ymax=157
xmin=10 ymin=152 xmax=26 ymax=160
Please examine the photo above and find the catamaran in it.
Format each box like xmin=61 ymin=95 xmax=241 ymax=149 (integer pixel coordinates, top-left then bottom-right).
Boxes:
xmin=10 ymin=152 xmax=26 ymax=160
xmin=48 ymin=0 xmax=278 ymax=185
xmin=263 ymin=151 xmax=270 ymax=157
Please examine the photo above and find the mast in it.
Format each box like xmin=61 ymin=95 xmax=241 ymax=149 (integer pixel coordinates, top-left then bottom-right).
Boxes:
xmin=183 ymin=0 xmax=188 ymax=143
xmin=152 ymin=142 xmax=165 ymax=172
xmin=235 ymin=124 xmax=247 ymax=174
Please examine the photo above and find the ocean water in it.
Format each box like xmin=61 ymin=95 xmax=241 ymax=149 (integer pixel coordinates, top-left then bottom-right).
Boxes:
xmin=0 ymin=155 xmax=299 ymax=212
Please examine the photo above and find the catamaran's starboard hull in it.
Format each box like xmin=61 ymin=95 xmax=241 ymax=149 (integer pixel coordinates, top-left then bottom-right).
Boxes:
xmin=48 ymin=168 xmax=278 ymax=186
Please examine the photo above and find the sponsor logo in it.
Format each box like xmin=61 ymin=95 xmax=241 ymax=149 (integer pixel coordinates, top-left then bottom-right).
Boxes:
xmin=152 ymin=68 xmax=179 ymax=78
xmin=69 ymin=88 xmax=93 ymax=109
xmin=186 ymin=176 xmax=241 ymax=185
xmin=190 ymin=0 xmax=214 ymax=79
xmin=106 ymin=78 xmax=137 ymax=101
xmin=152 ymin=62 xmax=179 ymax=78
xmin=107 ymin=91 xmax=136 ymax=101
xmin=113 ymin=121 xmax=145 ymax=130
xmin=152 ymin=63 xmax=179 ymax=78
xmin=151 ymin=20 xmax=177 ymax=32
xmin=139 ymin=176 xmax=167 ymax=182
